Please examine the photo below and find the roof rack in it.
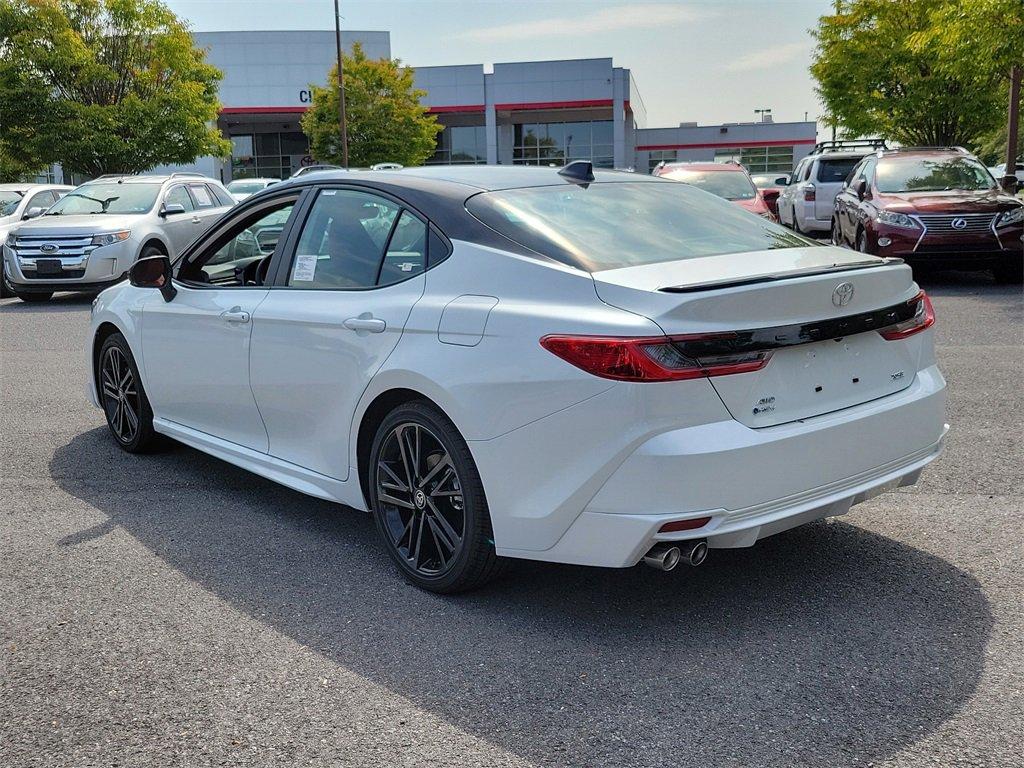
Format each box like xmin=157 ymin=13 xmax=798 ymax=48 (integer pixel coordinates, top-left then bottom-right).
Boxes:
xmin=884 ymin=146 xmax=971 ymax=154
xmin=169 ymin=171 xmax=206 ymax=179
xmin=809 ymin=139 xmax=888 ymax=155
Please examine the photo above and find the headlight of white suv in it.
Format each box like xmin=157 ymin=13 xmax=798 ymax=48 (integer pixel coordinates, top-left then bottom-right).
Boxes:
xmin=91 ymin=230 xmax=131 ymax=247
xmin=995 ymin=206 xmax=1024 ymax=227
xmin=876 ymin=211 xmax=919 ymax=228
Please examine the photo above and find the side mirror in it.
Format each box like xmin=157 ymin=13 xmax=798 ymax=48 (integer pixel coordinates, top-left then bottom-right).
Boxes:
xmin=854 ymin=178 xmax=868 ymax=200
xmin=161 ymin=203 xmax=187 ymax=217
xmin=775 ymin=176 xmax=789 ymax=186
xmin=22 ymin=206 xmax=45 ymax=220
xmin=761 ymin=188 xmax=781 ymax=203
xmin=128 ymin=255 xmax=177 ymax=302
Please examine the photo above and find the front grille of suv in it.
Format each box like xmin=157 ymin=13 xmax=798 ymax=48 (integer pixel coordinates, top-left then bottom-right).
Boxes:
xmin=915 ymin=213 xmax=997 ymax=234
xmin=10 ymin=234 xmax=94 ymax=280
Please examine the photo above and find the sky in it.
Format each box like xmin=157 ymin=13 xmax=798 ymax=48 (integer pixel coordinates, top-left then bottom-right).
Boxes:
xmin=163 ymin=0 xmax=832 ymax=129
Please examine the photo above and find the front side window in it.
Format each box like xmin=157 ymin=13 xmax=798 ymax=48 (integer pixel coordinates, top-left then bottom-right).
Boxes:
xmin=467 ymin=181 xmax=815 ymax=272
xmin=164 ymin=185 xmax=194 ymax=212
xmin=659 ymin=169 xmax=757 ymax=201
xmin=288 ymin=189 xmax=415 ymax=290
xmin=876 ymin=155 xmax=996 ymax=193
xmin=25 ymin=191 xmax=56 ymax=211
xmin=46 ymin=183 xmax=161 ymax=215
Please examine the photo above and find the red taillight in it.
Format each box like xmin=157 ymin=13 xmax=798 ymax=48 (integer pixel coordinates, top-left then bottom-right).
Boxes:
xmin=539 ymin=334 xmax=772 ymax=382
xmin=803 ymin=183 xmax=816 ymax=202
xmin=658 ymin=516 xmax=712 ymax=533
xmin=879 ymin=291 xmax=935 ymax=340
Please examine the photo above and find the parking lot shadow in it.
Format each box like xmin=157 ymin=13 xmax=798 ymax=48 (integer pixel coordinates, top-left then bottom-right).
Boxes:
xmin=51 ymin=428 xmax=992 ymax=768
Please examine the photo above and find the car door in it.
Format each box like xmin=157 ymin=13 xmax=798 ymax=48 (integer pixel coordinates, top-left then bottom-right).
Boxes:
xmin=834 ymin=160 xmax=863 ymax=243
xmin=188 ymin=182 xmax=230 ymax=236
xmin=248 ymin=186 xmax=430 ymax=481
xmin=141 ymin=192 xmax=304 ymax=451
xmin=780 ymin=159 xmax=806 ymax=225
xmin=160 ymin=184 xmax=199 ymax=254
xmin=849 ymin=157 xmax=877 ymax=234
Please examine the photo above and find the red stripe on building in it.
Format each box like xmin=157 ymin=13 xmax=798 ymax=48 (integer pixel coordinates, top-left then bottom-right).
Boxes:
xmin=637 ymin=138 xmax=817 ymax=151
xmin=427 ymin=104 xmax=485 ymax=113
xmin=220 ymin=106 xmax=309 ymax=115
xmin=494 ymin=98 xmax=614 ymax=111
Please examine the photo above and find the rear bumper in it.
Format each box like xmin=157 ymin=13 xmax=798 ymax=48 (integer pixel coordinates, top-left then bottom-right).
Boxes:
xmin=487 ymin=365 xmax=947 ymax=568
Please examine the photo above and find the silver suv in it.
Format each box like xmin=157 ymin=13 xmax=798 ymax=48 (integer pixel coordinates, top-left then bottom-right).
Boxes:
xmin=2 ymin=173 xmax=234 ymax=302
xmin=0 ymin=183 xmax=74 ymax=298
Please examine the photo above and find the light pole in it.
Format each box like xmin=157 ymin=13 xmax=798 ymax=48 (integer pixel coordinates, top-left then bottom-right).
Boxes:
xmin=333 ymin=0 xmax=349 ymax=168
xmin=754 ymin=107 xmax=772 ymax=123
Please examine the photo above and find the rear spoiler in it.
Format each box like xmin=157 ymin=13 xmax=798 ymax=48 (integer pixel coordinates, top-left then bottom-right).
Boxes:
xmin=659 ymin=258 xmax=904 ymax=294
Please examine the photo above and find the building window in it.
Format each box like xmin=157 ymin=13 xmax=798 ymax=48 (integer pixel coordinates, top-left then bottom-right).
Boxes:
xmin=231 ymin=131 xmax=309 ymax=180
xmin=427 ymin=126 xmax=487 ymax=165
xmin=647 ymin=150 xmax=678 ymax=173
xmin=513 ymin=120 xmax=614 ymax=168
xmin=714 ymin=146 xmax=794 ymax=174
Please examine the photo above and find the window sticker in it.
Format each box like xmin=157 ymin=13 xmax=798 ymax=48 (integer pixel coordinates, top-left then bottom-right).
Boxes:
xmin=191 ymin=185 xmax=213 ymax=206
xmin=292 ymin=254 xmax=318 ymax=282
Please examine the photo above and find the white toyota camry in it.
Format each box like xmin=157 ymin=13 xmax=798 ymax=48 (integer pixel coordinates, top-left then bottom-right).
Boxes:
xmin=87 ymin=163 xmax=948 ymax=592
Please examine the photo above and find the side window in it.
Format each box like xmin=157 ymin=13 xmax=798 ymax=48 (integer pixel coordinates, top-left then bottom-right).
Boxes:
xmin=790 ymin=160 xmax=806 ymax=185
xmin=844 ymin=160 xmax=865 ymax=188
xmin=164 ymin=185 xmax=194 ymax=212
xmin=378 ymin=211 xmax=427 ymax=286
xmin=210 ymin=185 xmax=235 ymax=207
xmin=179 ymin=198 xmax=297 ymax=286
xmin=26 ymin=191 xmax=56 ymax=211
xmin=188 ymin=183 xmax=215 ymax=209
xmin=288 ymin=189 xmax=399 ymax=290
xmin=801 ymin=160 xmax=813 ymax=182
xmin=862 ymin=157 xmax=877 ymax=186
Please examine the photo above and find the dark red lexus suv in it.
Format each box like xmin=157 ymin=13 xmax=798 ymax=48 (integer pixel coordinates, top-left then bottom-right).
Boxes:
xmin=832 ymin=148 xmax=1023 ymax=283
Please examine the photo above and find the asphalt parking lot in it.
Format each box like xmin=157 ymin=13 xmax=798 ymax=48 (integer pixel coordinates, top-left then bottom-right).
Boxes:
xmin=1 ymin=271 xmax=1021 ymax=768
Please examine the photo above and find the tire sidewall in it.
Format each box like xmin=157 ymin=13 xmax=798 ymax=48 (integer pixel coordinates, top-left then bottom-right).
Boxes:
xmin=98 ymin=333 xmax=156 ymax=452
xmin=368 ymin=402 xmax=491 ymax=592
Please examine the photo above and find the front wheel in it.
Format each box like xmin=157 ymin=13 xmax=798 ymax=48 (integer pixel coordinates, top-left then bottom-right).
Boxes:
xmin=0 ymin=261 xmax=14 ymax=298
xmin=857 ymin=229 xmax=872 ymax=254
xmin=98 ymin=333 xmax=161 ymax=453
xmin=831 ymin=218 xmax=844 ymax=247
xmin=369 ymin=401 xmax=505 ymax=593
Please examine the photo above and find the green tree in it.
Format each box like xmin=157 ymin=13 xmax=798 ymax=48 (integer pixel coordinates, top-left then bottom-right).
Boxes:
xmin=301 ymin=43 xmax=442 ymax=168
xmin=0 ymin=0 xmax=230 ymax=178
xmin=811 ymin=0 xmax=1008 ymax=147
xmin=0 ymin=143 xmax=45 ymax=183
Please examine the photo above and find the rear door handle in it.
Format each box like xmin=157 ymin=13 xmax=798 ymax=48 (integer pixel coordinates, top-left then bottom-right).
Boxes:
xmin=222 ymin=308 xmax=250 ymax=324
xmin=343 ymin=316 xmax=386 ymax=333
xmin=191 ymin=216 xmax=202 ymax=224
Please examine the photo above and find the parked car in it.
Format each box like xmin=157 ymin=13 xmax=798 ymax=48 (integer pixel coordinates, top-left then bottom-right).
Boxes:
xmin=777 ymin=140 xmax=887 ymax=235
xmin=0 ymin=183 xmax=74 ymax=298
xmin=750 ymin=172 xmax=791 ymax=218
xmin=832 ymin=147 xmax=1024 ymax=283
xmin=290 ymin=164 xmax=344 ymax=178
xmin=2 ymin=173 xmax=234 ymax=302
xmin=87 ymin=163 xmax=947 ymax=593
xmin=653 ymin=161 xmax=775 ymax=219
xmin=226 ymin=177 xmax=279 ymax=201
xmin=989 ymin=162 xmax=1024 ymax=187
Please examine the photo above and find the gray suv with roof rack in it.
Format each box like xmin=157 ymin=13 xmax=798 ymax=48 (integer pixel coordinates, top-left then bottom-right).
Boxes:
xmin=2 ymin=173 xmax=234 ymax=302
xmin=777 ymin=139 xmax=888 ymax=235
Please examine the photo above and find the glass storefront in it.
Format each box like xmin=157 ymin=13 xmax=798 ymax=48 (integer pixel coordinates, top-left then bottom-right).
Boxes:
xmin=714 ymin=146 xmax=794 ymax=174
xmin=230 ymin=131 xmax=310 ymax=180
xmin=426 ymin=125 xmax=487 ymax=165
xmin=513 ymin=120 xmax=614 ymax=168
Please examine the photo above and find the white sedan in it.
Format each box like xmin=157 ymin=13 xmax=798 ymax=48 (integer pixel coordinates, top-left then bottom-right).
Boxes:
xmin=87 ymin=164 xmax=948 ymax=592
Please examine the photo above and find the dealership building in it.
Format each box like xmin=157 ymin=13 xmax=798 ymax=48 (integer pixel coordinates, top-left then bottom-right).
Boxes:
xmin=165 ymin=30 xmax=816 ymax=180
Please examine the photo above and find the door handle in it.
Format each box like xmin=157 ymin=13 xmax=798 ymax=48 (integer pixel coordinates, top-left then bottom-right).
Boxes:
xmin=221 ymin=308 xmax=250 ymax=324
xmin=343 ymin=316 xmax=386 ymax=333
xmin=191 ymin=216 xmax=202 ymax=224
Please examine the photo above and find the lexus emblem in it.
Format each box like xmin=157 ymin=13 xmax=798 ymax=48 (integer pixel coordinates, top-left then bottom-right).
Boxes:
xmin=951 ymin=217 xmax=967 ymax=230
xmin=832 ymin=282 xmax=855 ymax=307
xmin=39 ymin=243 xmax=59 ymax=253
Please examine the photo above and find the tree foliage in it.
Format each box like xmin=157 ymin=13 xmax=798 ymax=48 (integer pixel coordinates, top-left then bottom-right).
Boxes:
xmin=811 ymin=0 xmax=1015 ymax=148
xmin=0 ymin=0 xmax=230 ymax=177
xmin=0 ymin=144 xmax=45 ymax=183
xmin=301 ymin=43 xmax=442 ymax=168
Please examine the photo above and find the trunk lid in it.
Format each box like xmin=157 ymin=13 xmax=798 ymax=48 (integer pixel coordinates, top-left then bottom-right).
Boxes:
xmin=592 ymin=246 xmax=922 ymax=427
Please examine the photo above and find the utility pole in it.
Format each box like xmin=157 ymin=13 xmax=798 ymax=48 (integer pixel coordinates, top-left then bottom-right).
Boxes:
xmin=333 ymin=0 xmax=349 ymax=168
xmin=1003 ymin=64 xmax=1020 ymax=193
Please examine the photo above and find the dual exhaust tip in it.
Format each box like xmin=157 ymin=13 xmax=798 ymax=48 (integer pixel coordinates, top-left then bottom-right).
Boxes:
xmin=643 ymin=540 xmax=708 ymax=571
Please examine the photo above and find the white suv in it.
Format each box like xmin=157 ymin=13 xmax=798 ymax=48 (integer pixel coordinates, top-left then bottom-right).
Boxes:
xmin=2 ymin=173 xmax=234 ymax=302
xmin=0 ymin=183 xmax=74 ymax=298
xmin=776 ymin=141 xmax=886 ymax=235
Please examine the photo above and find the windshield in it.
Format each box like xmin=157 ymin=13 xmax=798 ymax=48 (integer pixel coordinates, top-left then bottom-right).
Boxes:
xmin=466 ymin=181 xmax=815 ymax=272
xmin=0 ymin=192 xmax=24 ymax=216
xmin=876 ymin=156 xmax=996 ymax=193
xmin=227 ymin=180 xmax=273 ymax=194
xmin=46 ymin=183 xmax=160 ymax=215
xmin=659 ymin=169 xmax=757 ymax=200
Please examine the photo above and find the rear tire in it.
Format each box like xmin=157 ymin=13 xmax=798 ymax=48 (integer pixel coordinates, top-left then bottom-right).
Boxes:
xmin=368 ymin=401 xmax=506 ymax=593
xmin=97 ymin=332 xmax=161 ymax=453
xmin=16 ymin=291 xmax=53 ymax=302
xmin=993 ymin=255 xmax=1023 ymax=284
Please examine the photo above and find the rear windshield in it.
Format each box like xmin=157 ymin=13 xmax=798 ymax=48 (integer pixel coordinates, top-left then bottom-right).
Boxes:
xmin=466 ymin=181 xmax=816 ymax=272
xmin=816 ymin=157 xmax=862 ymax=183
xmin=46 ymin=183 xmax=160 ymax=215
xmin=876 ymin=156 xmax=996 ymax=193
xmin=659 ymin=169 xmax=757 ymax=200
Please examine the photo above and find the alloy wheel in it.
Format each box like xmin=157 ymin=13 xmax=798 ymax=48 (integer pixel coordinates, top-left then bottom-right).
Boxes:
xmin=101 ymin=346 xmax=140 ymax=445
xmin=375 ymin=422 xmax=466 ymax=576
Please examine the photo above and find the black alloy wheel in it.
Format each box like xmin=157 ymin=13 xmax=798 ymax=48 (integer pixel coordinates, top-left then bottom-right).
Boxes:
xmin=369 ymin=401 xmax=505 ymax=593
xmin=98 ymin=333 xmax=159 ymax=452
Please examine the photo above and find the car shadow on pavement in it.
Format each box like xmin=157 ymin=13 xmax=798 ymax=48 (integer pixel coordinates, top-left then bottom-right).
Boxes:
xmin=50 ymin=428 xmax=992 ymax=768
xmin=0 ymin=293 xmax=96 ymax=313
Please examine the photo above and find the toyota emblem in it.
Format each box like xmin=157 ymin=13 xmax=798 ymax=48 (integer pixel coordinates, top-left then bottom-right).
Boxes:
xmin=832 ymin=282 xmax=855 ymax=307
xmin=951 ymin=217 xmax=967 ymax=230
xmin=40 ymin=243 xmax=59 ymax=253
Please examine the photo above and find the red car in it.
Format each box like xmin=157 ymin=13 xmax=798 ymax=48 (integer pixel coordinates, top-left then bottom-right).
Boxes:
xmin=832 ymin=148 xmax=1023 ymax=283
xmin=654 ymin=162 xmax=775 ymax=220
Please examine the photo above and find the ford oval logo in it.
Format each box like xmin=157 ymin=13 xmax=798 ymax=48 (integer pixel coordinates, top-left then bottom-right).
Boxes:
xmin=39 ymin=243 xmax=59 ymax=253
xmin=832 ymin=282 xmax=855 ymax=307
xmin=951 ymin=217 xmax=968 ymax=230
